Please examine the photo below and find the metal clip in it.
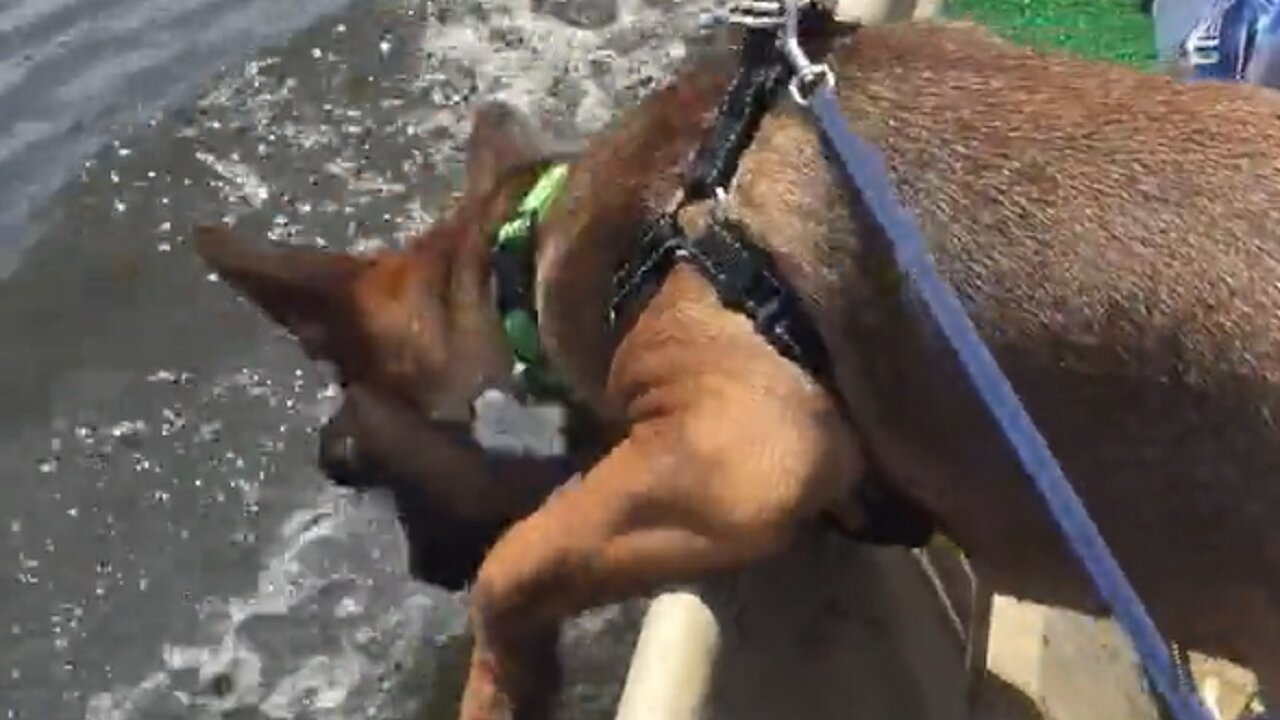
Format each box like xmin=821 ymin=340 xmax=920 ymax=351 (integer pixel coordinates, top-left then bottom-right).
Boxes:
xmin=711 ymin=186 xmax=731 ymax=222
xmin=708 ymin=1 xmax=839 ymax=104
xmin=777 ymin=0 xmax=836 ymax=105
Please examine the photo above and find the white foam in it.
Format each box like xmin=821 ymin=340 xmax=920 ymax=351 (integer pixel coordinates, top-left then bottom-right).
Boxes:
xmin=84 ymin=671 xmax=175 ymax=720
xmin=409 ymin=0 xmax=715 ymax=148
xmin=85 ymin=487 xmax=445 ymax=718
xmin=259 ymin=652 xmax=365 ymax=718
xmin=233 ymin=505 xmax=339 ymax=622
xmin=195 ymin=150 xmax=272 ymax=209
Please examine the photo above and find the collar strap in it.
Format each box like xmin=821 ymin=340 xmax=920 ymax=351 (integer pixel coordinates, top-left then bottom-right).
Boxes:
xmin=496 ymin=163 xmax=570 ymax=249
xmin=492 ymin=163 xmax=570 ymax=399
xmin=684 ymin=27 xmax=795 ymax=201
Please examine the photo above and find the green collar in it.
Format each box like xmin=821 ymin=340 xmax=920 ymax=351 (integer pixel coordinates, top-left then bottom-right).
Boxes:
xmin=492 ymin=163 xmax=570 ymax=400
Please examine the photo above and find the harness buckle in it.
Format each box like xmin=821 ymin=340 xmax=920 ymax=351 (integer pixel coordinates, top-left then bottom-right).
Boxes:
xmin=788 ymin=62 xmax=836 ymax=105
xmin=771 ymin=0 xmax=838 ymax=104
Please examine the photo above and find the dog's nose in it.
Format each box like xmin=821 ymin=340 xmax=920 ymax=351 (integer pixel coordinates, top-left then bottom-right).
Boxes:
xmin=319 ymin=423 xmax=364 ymax=487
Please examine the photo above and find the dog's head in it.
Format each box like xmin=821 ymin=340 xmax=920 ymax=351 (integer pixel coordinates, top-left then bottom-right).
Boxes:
xmin=194 ymin=103 xmax=574 ymax=586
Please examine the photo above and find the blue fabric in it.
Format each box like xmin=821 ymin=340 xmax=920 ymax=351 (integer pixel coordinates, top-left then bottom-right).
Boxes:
xmin=802 ymin=85 xmax=1216 ymax=720
xmin=1173 ymin=0 xmax=1280 ymax=85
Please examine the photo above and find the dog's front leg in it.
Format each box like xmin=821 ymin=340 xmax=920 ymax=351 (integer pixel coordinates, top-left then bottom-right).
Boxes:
xmin=456 ymin=269 xmax=863 ymax=720
xmin=457 ymin=435 xmax=828 ymax=720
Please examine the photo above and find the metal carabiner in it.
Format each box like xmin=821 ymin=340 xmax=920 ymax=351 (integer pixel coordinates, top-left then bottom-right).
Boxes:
xmin=776 ymin=0 xmax=836 ymax=105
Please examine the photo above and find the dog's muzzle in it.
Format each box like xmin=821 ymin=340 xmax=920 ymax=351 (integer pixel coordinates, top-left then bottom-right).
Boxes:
xmin=318 ymin=413 xmax=376 ymax=489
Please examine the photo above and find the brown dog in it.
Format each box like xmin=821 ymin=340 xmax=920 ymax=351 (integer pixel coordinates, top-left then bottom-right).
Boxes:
xmin=195 ymin=19 xmax=1280 ymax=720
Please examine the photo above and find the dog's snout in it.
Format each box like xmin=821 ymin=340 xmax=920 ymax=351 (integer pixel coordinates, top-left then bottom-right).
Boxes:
xmin=319 ymin=421 xmax=364 ymax=487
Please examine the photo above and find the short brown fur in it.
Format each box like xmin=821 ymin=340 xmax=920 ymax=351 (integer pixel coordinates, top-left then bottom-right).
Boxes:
xmin=196 ymin=21 xmax=1280 ymax=719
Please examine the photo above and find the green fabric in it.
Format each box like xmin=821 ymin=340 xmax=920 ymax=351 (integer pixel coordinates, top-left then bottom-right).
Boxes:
xmin=494 ymin=163 xmax=571 ymax=400
xmin=496 ymin=163 xmax=570 ymax=250
xmin=944 ymin=0 xmax=1158 ymax=67
xmin=503 ymin=309 xmax=544 ymax=368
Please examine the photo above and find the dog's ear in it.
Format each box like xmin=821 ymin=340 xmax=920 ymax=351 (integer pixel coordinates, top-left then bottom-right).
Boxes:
xmin=194 ymin=224 xmax=370 ymax=362
xmin=463 ymin=102 xmax=568 ymax=198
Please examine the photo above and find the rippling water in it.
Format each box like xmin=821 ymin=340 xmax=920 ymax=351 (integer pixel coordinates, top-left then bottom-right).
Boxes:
xmin=0 ymin=0 xmax=715 ymax=717
xmin=0 ymin=0 xmax=359 ymax=276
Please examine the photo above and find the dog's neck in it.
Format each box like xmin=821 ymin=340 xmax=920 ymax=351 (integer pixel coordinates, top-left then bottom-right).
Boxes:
xmin=529 ymin=53 xmax=742 ymax=416
xmin=526 ymin=21 xmax=856 ymax=417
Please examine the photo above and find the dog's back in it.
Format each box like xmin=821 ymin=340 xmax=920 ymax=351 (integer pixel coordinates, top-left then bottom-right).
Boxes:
xmin=724 ymin=21 xmax=1280 ymax=677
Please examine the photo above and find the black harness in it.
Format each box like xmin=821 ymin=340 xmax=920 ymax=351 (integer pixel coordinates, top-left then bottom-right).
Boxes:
xmin=606 ymin=18 xmax=934 ymax=548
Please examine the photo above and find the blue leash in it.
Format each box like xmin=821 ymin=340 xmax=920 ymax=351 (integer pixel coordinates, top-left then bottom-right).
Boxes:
xmin=803 ymin=85 xmax=1216 ymax=720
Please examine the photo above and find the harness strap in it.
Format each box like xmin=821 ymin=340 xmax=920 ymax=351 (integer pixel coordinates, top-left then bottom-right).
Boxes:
xmin=685 ymin=28 xmax=793 ymax=201
xmin=610 ymin=215 xmax=831 ymax=377
xmin=610 ymin=213 xmax=935 ymax=549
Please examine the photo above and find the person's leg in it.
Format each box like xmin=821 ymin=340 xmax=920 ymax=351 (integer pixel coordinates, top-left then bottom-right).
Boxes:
xmin=1245 ymin=3 xmax=1280 ymax=85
